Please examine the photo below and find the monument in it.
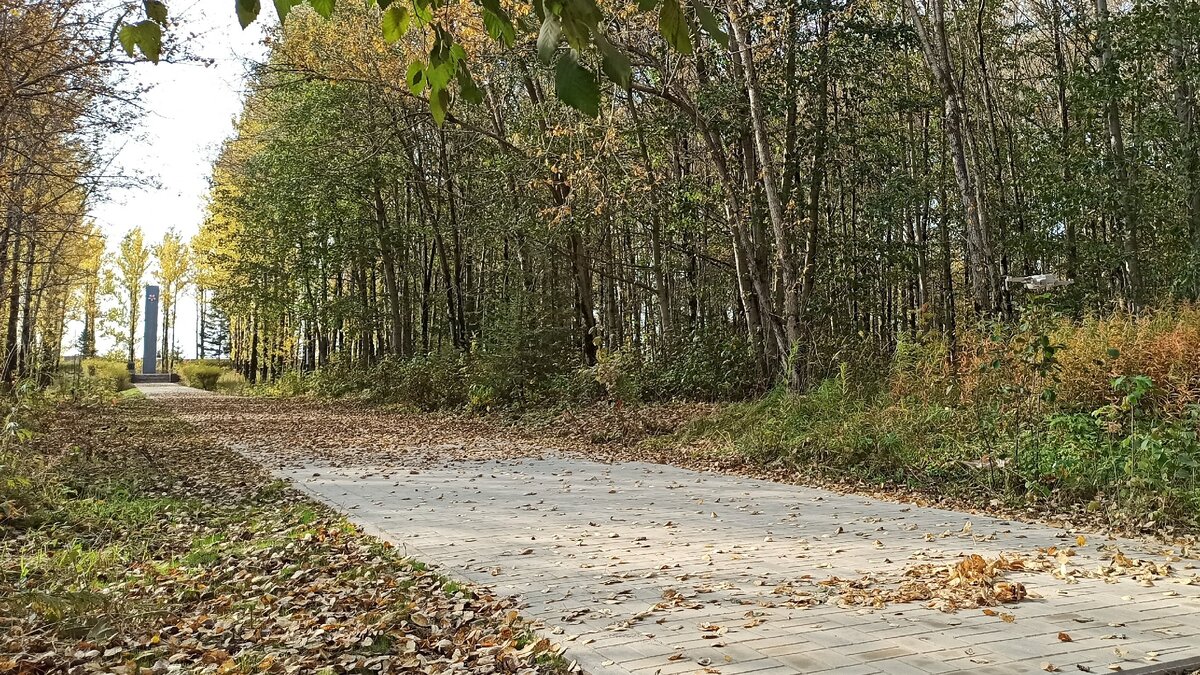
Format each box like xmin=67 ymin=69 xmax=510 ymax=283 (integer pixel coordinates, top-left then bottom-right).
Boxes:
xmin=143 ymin=285 xmax=159 ymax=374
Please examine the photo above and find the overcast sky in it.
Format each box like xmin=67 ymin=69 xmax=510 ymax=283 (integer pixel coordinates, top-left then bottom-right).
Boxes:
xmin=80 ymin=1 xmax=268 ymax=359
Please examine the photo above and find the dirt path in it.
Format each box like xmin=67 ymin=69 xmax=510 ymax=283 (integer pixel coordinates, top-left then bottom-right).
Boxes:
xmin=140 ymin=384 xmax=1200 ymax=675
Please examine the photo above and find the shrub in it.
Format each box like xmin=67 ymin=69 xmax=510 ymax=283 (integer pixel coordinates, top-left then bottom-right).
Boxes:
xmin=635 ymin=330 xmax=763 ymax=401
xmin=216 ymin=370 xmax=246 ymax=394
xmin=178 ymin=364 xmax=224 ymax=391
xmin=461 ymin=324 xmax=582 ymax=409
xmin=81 ymin=359 xmax=131 ymax=392
xmin=266 ymin=371 xmax=310 ymax=397
xmin=369 ymin=352 xmax=469 ymax=411
xmin=309 ymin=356 xmax=368 ymax=398
xmin=591 ymin=349 xmax=639 ymax=403
xmin=950 ymin=305 xmax=1200 ymax=414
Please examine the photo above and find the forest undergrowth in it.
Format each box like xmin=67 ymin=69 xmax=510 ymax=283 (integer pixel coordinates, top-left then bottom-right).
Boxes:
xmin=665 ymin=306 xmax=1200 ymax=536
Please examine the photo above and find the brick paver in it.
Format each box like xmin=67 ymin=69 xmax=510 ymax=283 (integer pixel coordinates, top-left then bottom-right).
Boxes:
xmin=140 ymin=384 xmax=1200 ymax=674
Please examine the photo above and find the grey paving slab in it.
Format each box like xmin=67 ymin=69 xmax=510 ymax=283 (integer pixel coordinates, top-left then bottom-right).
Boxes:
xmin=143 ymin=384 xmax=1200 ymax=675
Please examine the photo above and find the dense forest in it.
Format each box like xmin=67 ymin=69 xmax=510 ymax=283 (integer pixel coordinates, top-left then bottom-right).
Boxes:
xmin=195 ymin=0 xmax=1200 ymax=403
xmin=0 ymin=0 xmax=127 ymax=386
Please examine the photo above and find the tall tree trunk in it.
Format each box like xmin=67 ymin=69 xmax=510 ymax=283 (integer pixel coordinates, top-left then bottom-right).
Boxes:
xmin=626 ymin=91 xmax=673 ymax=340
xmin=729 ymin=1 xmax=803 ymax=383
xmin=1096 ymin=0 xmax=1140 ymax=308
xmin=1051 ymin=0 xmax=1077 ymax=283
xmin=374 ymin=182 xmax=404 ymax=353
xmin=904 ymin=0 xmax=1000 ymax=316
xmin=1172 ymin=29 xmax=1200 ymax=299
xmin=3 ymin=228 xmax=22 ymax=384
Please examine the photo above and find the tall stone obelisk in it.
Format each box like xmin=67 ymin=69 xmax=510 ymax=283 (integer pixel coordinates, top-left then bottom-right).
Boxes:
xmin=143 ymin=285 xmax=159 ymax=374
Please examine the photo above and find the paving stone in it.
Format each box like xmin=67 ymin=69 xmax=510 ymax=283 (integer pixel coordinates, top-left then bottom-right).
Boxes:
xmin=141 ymin=383 xmax=1200 ymax=675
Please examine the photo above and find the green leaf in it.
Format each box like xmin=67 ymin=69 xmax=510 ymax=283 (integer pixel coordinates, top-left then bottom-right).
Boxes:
xmin=456 ymin=64 xmax=484 ymax=104
xmin=554 ymin=53 xmax=599 ymax=117
xmin=376 ymin=0 xmax=392 ymax=7
xmin=477 ymin=0 xmax=502 ymax=15
xmin=309 ymin=0 xmax=335 ymax=18
xmin=429 ymin=25 xmax=452 ymax=63
xmin=637 ymin=0 xmax=658 ymax=11
xmin=482 ymin=10 xmax=515 ymax=45
xmin=425 ymin=61 xmax=453 ymax=91
xmin=430 ymin=87 xmax=450 ymax=126
xmin=477 ymin=0 xmax=516 ymax=32
xmin=658 ymin=0 xmax=692 ymax=54
xmin=690 ymin=0 xmax=727 ymax=47
xmin=131 ymin=20 xmax=162 ymax=62
xmin=236 ymin=0 xmax=260 ymax=28
xmin=406 ymin=62 xmax=427 ymax=95
xmin=382 ymin=5 xmax=409 ymax=43
xmin=537 ymin=13 xmax=562 ymax=63
xmin=118 ymin=24 xmax=137 ymax=57
xmin=273 ymin=0 xmax=301 ymax=22
xmin=594 ymin=33 xmax=631 ymax=91
xmin=144 ymin=0 xmax=168 ymax=25
xmin=564 ymin=0 xmax=603 ymax=26
xmin=413 ymin=0 xmax=433 ymax=22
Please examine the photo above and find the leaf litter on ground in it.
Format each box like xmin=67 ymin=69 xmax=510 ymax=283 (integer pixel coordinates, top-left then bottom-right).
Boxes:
xmin=0 ymin=398 xmax=568 ymax=674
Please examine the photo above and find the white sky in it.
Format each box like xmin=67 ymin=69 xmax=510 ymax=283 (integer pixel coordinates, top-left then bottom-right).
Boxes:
xmin=80 ymin=1 xmax=268 ymax=359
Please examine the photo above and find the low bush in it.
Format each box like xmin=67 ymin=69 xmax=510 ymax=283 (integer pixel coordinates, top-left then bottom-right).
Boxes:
xmin=308 ymin=356 xmax=368 ymax=399
xmin=216 ymin=369 xmax=246 ymax=394
xmin=178 ymin=363 xmax=224 ymax=391
xmin=631 ymin=330 xmax=764 ymax=402
xmin=80 ymin=358 xmax=131 ymax=392
xmin=897 ymin=304 xmax=1200 ymax=415
xmin=369 ymin=352 xmax=470 ymax=411
xmin=263 ymin=370 xmax=308 ymax=397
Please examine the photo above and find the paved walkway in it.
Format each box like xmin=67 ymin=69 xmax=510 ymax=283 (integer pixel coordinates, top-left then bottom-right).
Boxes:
xmin=140 ymin=384 xmax=1200 ymax=674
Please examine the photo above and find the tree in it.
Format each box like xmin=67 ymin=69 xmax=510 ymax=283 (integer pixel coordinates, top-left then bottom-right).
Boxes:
xmin=105 ymin=228 xmax=151 ymax=371
xmin=1 ymin=0 xmax=141 ymax=384
xmin=154 ymin=229 xmax=190 ymax=372
xmin=74 ymin=222 xmax=105 ymax=357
